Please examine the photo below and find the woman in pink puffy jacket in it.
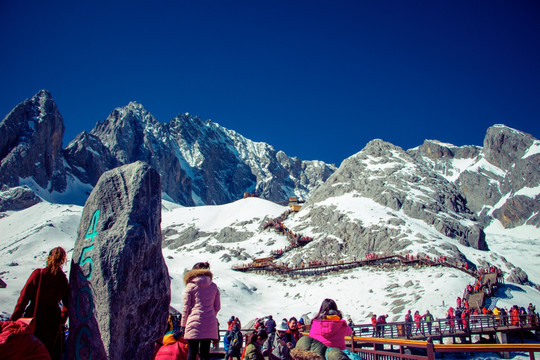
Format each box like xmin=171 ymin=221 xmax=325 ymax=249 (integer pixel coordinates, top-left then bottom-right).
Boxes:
xmin=308 ymin=298 xmax=352 ymax=350
xmin=181 ymin=262 xmax=221 ymax=360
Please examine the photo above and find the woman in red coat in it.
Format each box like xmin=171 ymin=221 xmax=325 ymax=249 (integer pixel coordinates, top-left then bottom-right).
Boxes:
xmin=10 ymin=247 xmax=69 ymax=360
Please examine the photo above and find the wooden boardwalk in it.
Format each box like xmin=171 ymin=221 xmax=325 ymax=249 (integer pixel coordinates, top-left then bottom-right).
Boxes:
xmin=352 ymin=313 xmax=540 ymax=344
xmin=233 ymin=254 xmax=478 ymax=278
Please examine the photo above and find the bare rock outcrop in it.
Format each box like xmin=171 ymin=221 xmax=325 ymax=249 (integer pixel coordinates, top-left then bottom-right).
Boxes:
xmin=69 ymin=161 xmax=170 ymax=360
xmin=0 ymin=90 xmax=66 ymax=192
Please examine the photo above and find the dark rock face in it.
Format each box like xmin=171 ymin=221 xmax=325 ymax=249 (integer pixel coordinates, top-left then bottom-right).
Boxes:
xmin=492 ymin=196 xmax=540 ymax=228
xmin=0 ymin=91 xmax=335 ymax=206
xmin=0 ymin=185 xmax=41 ymax=211
xmin=63 ymin=131 xmax=120 ymax=186
xmin=410 ymin=126 xmax=540 ymax=229
xmin=81 ymin=106 xmax=335 ymax=205
xmin=483 ymin=126 xmax=535 ymax=170
xmin=69 ymin=161 xmax=170 ymax=360
xmin=506 ymin=267 xmax=529 ymax=285
xmin=0 ymin=90 xmax=66 ymax=192
xmin=90 ymin=104 xmax=194 ymax=205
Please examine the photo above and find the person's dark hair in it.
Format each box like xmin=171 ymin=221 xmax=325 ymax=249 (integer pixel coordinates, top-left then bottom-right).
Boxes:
xmin=315 ymin=298 xmax=342 ymax=319
xmin=193 ymin=262 xmax=210 ymax=270
xmin=289 ymin=316 xmax=298 ymax=323
xmin=247 ymin=329 xmax=268 ymax=345
xmin=47 ymin=247 xmax=67 ymax=275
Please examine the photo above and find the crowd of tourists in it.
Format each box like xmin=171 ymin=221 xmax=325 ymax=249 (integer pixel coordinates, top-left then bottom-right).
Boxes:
xmin=2 ymin=249 xmax=539 ymax=360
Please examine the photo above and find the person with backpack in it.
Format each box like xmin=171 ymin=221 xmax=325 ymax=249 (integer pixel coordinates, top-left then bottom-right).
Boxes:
xmin=404 ymin=310 xmax=412 ymax=337
xmin=376 ymin=315 xmax=387 ymax=337
xmin=423 ymin=310 xmax=434 ymax=335
xmin=226 ymin=323 xmax=243 ymax=360
xmin=294 ymin=299 xmax=351 ymax=360
xmin=265 ymin=316 xmax=277 ymax=334
xmin=10 ymin=247 xmax=69 ymax=360
xmin=243 ymin=330 xmax=268 ymax=360
xmin=263 ymin=320 xmax=296 ymax=360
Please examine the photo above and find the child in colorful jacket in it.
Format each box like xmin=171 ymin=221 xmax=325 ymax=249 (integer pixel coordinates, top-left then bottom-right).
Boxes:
xmin=308 ymin=299 xmax=352 ymax=351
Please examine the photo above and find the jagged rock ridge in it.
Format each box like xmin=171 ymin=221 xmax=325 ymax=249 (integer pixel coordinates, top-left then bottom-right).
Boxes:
xmin=277 ymin=139 xmax=488 ymax=267
xmin=0 ymin=91 xmax=336 ymax=206
xmin=68 ymin=102 xmax=336 ymax=205
xmin=409 ymin=125 xmax=540 ymax=229
xmin=0 ymin=90 xmax=66 ymax=192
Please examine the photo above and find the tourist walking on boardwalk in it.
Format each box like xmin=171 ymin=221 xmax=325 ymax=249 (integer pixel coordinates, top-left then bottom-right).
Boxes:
xmin=371 ymin=314 xmax=377 ymax=336
xmin=404 ymin=310 xmax=413 ymax=337
xmin=528 ymin=303 xmax=537 ymax=325
xmin=446 ymin=307 xmax=455 ymax=334
xmin=461 ymin=308 xmax=470 ymax=333
xmin=10 ymin=247 xmax=69 ymax=360
xmin=377 ymin=315 xmax=388 ymax=337
xmin=181 ymin=262 xmax=221 ymax=360
xmin=414 ymin=311 xmax=423 ymax=335
xmin=455 ymin=307 xmax=463 ymax=331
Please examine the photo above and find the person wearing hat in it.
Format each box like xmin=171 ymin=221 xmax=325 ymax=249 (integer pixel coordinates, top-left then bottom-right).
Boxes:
xmin=263 ymin=319 xmax=296 ymax=360
xmin=298 ymin=318 xmax=306 ymax=332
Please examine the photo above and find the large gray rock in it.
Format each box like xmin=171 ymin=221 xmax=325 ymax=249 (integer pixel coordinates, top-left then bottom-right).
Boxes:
xmin=506 ymin=267 xmax=529 ymax=285
xmin=0 ymin=185 xmax=41 ymax=211
xmin=483 ymin=125 xmax=535 ymax=170
xmin=68 ymin=161 xmax=170 ymax=360
xmin=0 ymin=90 xmax=66 ymax=191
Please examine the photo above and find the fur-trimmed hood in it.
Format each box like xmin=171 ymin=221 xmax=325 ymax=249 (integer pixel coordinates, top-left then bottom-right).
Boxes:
xmin=290 ymin=348 xmax=323 ymax=360
xmin=184 ymin=269 xmax=213 ymax=285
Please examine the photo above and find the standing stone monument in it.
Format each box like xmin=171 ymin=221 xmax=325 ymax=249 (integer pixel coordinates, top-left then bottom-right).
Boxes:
xmin=69 ymin=161 xmax=171 ymax=359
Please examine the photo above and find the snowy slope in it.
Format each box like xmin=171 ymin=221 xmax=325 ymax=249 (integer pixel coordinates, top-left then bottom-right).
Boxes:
xmin=1 ymin=198 xmax=539 ymax=332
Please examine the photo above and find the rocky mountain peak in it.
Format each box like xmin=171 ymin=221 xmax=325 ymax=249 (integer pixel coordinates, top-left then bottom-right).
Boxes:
xmin=409 ymin=124 xmax=539 ymax=229
xmin=483 ymin=124 xmax=536 ymax=169
xmin=288 ymin=138 xmax=486 ymax=266
xmin=0 ymin=89 xmax=66 ymax=192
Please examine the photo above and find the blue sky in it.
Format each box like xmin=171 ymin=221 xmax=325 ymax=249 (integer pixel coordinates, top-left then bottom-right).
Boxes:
xmin=1 ymin=1 xmax=539 ymax=165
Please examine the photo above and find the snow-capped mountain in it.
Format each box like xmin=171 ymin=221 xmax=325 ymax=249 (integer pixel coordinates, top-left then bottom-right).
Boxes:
xmin=67 ymin=100 xmax=336 ymax=205
xmin=409 ymin=125 xmax=540 ymax=229
xmin=0 ymin=90 xmax=336 ymax=206
xmin=2 ymin=197 xmax=539 ymax=335
xmin=1 ymin=91 xmax=540 ymax=357
xmin=276 ymin=139 xmax=486 ymax=269
xmin=0 ymin=90 xmax=67 ymax=193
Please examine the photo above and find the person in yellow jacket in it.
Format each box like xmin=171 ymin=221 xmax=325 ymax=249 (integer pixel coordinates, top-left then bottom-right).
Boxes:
xmin=493 ymin=307 xmax=501 ymax=325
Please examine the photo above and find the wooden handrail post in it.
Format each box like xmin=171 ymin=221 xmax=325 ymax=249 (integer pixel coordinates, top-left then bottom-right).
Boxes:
xmin=426 ymin=337 xmax=435 ymax=360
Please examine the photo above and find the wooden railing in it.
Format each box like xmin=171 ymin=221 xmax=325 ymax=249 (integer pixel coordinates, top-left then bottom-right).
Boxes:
xmin=352 ymin=313 xmax=540 ymax=340
xmin=347 ymin=336 xmax=540 ymax=360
